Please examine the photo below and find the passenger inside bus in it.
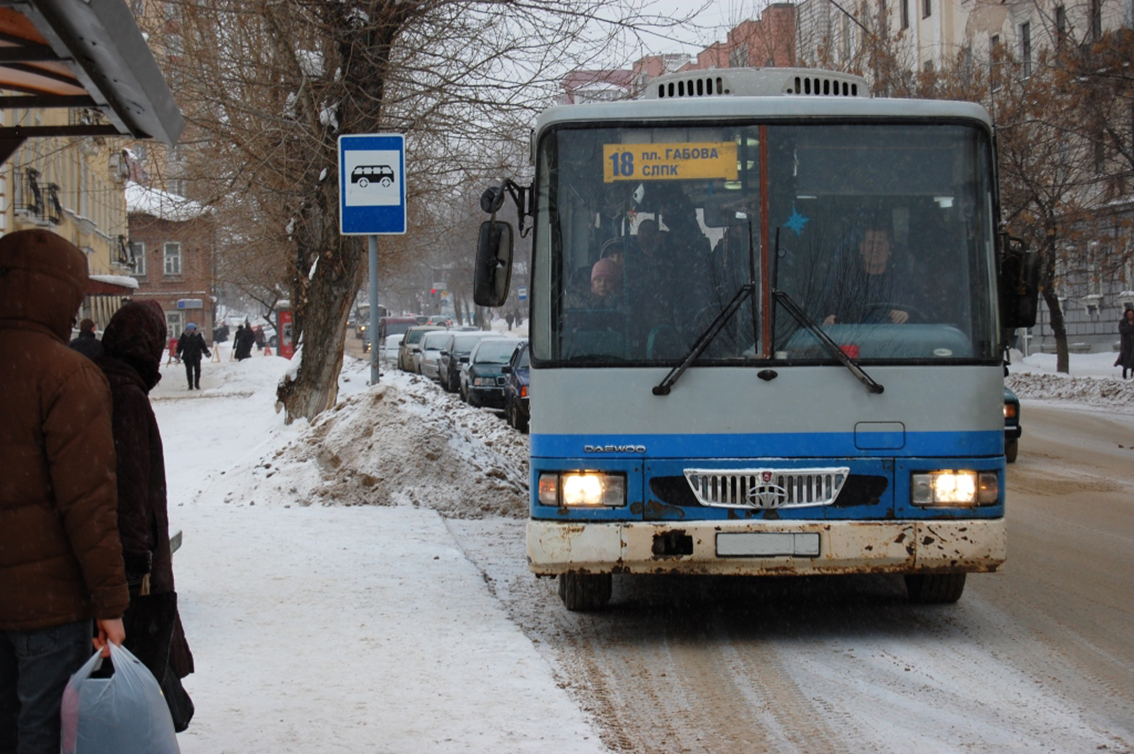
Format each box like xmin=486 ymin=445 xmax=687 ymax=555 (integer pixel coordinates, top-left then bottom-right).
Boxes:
xmin=589 ymin=257 xmax=624 ymax=307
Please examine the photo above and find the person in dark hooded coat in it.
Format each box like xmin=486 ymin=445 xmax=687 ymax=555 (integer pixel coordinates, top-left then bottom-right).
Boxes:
xmin=68 ymin=318 xmax=103 ymax=360
xmin=232 ymin=323 xmax=256 ymax=361
xmin=0 ymin=229 xmax=128 ymax=753
xmin=95 ymin=301 xmax=195 ymax=729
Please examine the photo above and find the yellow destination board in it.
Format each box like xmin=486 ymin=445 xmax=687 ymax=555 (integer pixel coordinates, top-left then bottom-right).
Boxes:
xmin=603 ymin=142 xmax=738 ymax=183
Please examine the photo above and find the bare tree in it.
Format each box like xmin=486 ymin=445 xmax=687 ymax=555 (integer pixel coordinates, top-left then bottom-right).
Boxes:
xmin=156 ymin=0 xmax=687 ymax=422
xmin=796 ymin=1 xmax=1127 ymax=371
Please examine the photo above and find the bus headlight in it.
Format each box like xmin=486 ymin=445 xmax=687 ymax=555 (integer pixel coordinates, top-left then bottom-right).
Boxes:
xmin=911 ymin=471 xmax=998 ymax=506
xmin=538 ymin=472 xmax=626 ymax=507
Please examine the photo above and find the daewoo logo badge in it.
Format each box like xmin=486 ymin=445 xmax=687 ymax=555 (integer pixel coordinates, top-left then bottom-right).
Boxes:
xmin=584 ymin=444 xmax=647 ymax=454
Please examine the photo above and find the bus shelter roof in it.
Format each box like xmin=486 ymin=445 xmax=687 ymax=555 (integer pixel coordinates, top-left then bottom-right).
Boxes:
xmin=0 ymin=0 xmax=183 ymax=164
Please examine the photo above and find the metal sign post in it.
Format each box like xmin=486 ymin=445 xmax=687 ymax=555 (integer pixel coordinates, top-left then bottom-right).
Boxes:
xmin=338 ymin=133 xmax=406 ymax=384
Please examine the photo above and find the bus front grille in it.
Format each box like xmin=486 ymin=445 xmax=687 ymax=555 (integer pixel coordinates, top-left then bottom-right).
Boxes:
xmin=683 ymin=468 xmax=850 ymax=510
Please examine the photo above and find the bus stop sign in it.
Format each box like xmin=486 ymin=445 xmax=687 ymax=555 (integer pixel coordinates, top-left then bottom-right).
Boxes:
xmin=338 ymin=133 xmax=406 ymax=235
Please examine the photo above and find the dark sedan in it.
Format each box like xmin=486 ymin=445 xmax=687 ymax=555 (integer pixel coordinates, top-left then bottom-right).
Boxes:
xmin=462 ymin=338 xmax=522 ymax=408
xmin=502 ymin=341 xmax=530 ymax=432
xmin=438 ymin=331 xmax=493 ymax=393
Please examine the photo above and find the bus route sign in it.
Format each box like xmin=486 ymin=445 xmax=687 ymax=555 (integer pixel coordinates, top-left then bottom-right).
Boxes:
xmin=603 ymin=142 xmax=737 ymax=183
xmin=338 ymin=133 xmax=406 ymax=235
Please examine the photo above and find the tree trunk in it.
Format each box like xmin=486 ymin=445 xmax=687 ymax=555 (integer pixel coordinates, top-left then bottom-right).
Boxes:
xmin=1037 ymin=227 xmax=1070 ymax=374
xmin=1042 ymin=287 xmax=1070 ymax=374
xmin=277 ymin=236 xmax=365 ymax=423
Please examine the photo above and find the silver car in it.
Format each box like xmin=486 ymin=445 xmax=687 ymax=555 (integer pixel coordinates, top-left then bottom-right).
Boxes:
xmin=416 ymin=330 xmax=451 ymax=382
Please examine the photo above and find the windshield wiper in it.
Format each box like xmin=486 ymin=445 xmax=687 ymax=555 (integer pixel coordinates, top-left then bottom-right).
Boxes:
xmin=653 ymin=282 xmax=755 ymax=396
xmin=772 ymin=289 xmax=884 ymax=394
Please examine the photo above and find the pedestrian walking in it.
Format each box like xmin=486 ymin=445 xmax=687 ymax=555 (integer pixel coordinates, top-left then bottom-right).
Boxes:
xmin=0 ymin=229 xmax=129 ymax=754
xmin=67 ymin=317 xmax=103 ymax=360
xmin=233 ymin=323 xmax=256 ymax=361
xmin=1116 ymin=307 xmax=1134 ymax=380
xmin=505 ymin=311 xmax=514 ymax=331
xmin=176 ymin=322 xmax=210 ymax=389
xmin=95 ymin=301 xmax=195 ymax=730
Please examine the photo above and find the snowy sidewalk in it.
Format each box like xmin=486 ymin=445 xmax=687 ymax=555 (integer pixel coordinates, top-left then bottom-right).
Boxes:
xmin=172 ymin=505 xmax=605 ymax=753
xmin=152 ymin=352 xmax=608 ymax=753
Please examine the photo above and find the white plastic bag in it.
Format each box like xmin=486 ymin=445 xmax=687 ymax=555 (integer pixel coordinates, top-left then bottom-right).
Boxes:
xmin=60 ymin=642 xmax=181 ymax=754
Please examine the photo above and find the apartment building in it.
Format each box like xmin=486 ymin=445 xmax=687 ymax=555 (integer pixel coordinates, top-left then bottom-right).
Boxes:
xmin=126 ymin=181 xmax=216 ymax=343
xmin=0 ymin=1 xmax=182 ymax=332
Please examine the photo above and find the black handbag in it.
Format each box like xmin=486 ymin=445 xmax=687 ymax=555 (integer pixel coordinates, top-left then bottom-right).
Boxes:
xmin=122 ymin=591 xmax=194 ymax=732
xmin=160 ymin=663 xmax=195 ymax=733
xmin=123 ymin=591 xmax=176 ymax=681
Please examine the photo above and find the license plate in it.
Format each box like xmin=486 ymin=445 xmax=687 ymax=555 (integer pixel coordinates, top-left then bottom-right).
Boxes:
xmin=716 ymin=532 xmax=820 ymax=558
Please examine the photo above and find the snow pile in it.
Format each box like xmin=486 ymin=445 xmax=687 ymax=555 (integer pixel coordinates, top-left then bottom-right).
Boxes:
xmin=1007 ymin=371 xmax=1134 ymax=410
xmin=270 ymin=366 xmax=530 ymax=517
xmin=1006 ymin=350 xmax=1134 ymax=413
xmin=177 ymin=348 xmax=530 ymax=519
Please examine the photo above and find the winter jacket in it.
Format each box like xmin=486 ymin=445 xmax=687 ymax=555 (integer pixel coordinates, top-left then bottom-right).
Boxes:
xmin=176 ymin=330 xmax=210 ymax=364
xmin=96 ymin=301 xmax=194 ymax=679
xmin=0 ymin=229 xmax=129 ymax=631
xmin=68 ymin=329 xmax=104 ymax=360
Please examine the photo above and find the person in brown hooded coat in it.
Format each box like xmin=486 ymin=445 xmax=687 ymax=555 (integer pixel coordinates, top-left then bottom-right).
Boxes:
xmin=0 ymin=229 xmax=128 ymax=754
xmin=95 ymin=300 xmax=195 ymax=729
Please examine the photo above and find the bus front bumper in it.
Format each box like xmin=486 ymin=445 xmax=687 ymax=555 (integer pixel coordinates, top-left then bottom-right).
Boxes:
xmin=527 ymin=518 xmax=1005 ymax=576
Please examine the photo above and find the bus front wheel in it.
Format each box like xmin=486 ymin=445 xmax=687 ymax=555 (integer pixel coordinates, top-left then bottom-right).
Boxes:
xmin=559 ymin=572 xmax=611 ymax=611
xmin=904 ymin=572 xmax=966 ymax=603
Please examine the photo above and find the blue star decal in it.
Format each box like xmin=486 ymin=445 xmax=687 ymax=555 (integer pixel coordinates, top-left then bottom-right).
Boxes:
xmin=785 ymin=206 xmax=810 ymax=236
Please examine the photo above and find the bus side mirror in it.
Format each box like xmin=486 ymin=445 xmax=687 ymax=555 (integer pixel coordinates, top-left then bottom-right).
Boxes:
xmin=474 ymin=220 xmax=513 ymax=307
xmin=1000 ymin=233 xmax=1039 ymax=329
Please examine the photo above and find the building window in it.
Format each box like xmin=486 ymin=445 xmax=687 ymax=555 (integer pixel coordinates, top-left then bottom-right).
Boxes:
xmin=1020 ymin=22 xmax=1032 ymax=77
xmin=130 ymin=242 xmax=146 ymax=276
xmin=166 ymin=311 xmax=182 ymax=337
xmin=1054 ymin=5 xmax=1067 ymax=45
xmin=1090 ymin=0 xmax=1102 ymax=42
xmin=901 ymin=0 xmax=909 ymax=29
xmin=164 ymin=242 xmax=182 ymax=276
xmin=922 ymin=0 xmax=931 ymax=19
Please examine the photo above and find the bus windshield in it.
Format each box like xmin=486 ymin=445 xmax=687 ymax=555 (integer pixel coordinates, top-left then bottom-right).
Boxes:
xmin=531 ymin=122 xmax=999 ymax=365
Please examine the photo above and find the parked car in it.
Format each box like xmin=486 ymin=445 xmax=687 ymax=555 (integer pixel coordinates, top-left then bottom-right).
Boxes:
xmin=438 ymin=330 xmax=494 ymax=393
xmin=398 ymin=325 xmax=446 ymax=372
xmin=380 ymin=333 xmax=403 ymax=365
xmin=1004 ymin=386 xmax=1021 ymax=463
xmin=462 ymin=337 xmax=522 ymax=408
xmin=416 ymin=330 xmax=451 ymax=382
xmin=377 ymin=316 xmax=417 ymax=345
xmin=502 ymin=340 xmax=531 ymax=432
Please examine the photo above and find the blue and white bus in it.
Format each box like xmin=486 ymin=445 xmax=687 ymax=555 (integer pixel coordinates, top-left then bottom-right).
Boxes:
xmin=474 ymin=68 xmax=1037 ymax=610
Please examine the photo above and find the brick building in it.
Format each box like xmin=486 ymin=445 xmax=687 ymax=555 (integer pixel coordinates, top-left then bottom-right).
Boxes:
xmin=126 ymin=181 xmax=216 ymax=344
